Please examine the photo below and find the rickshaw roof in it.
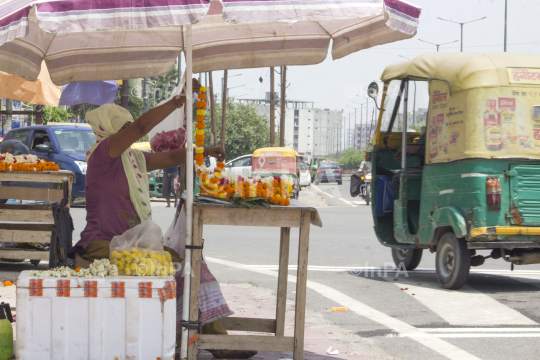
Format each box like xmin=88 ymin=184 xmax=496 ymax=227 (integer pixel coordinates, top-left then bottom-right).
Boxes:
xmin=131 ymin=141 xmax=151 ymax=151
xmin=253 ymin=147 xmax=298 ymax=157
xmin=381 ymin=52 xmax=540 ymax=93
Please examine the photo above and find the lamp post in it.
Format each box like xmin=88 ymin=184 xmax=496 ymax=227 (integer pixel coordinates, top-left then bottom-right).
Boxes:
xmin=504 ymin=0 xmax=508 ymax=52
xmin=347 ymin=105 xmax=363 ymax=150
xmin=438 ymin=16 xmax=487 ymax=52
xmin=418 ymin=39 xmax=458 ymax=52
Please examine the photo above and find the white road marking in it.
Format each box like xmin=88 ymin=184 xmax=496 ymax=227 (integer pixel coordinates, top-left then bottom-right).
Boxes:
xmin=439 ymin=189 xmax=454 ymax=195
xmin=310 ymin=184 xmax=335 ymax=198
xmin=423 ymin=328 xmax=540 ymax=332
xmin=352 ymin=200 xmax=365 ymax=205
xmin=391 ymin=277 xmax=537 ymax=326
xmin=402 ymin=333 xmax=540 ymax=338
xmin=338 ymin=198 xmax=357 ymax=207
xmin=206 ymin=257 xmax=482 ymax=360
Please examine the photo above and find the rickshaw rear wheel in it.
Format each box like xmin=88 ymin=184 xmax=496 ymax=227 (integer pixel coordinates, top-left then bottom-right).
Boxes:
xmin=391 ymin=248 xmax=422 ymax=271
xmin=435 ymin=232 xmax=471 ymax=290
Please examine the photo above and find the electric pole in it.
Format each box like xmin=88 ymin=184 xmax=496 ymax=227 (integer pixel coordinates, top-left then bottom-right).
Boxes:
xmin=280 ymin=66 xmax=286 ymax=147
xmin=270 ymin=67 xmax=275 ymax=146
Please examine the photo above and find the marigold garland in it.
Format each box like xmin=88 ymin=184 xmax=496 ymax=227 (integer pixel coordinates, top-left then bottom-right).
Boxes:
xmin=193 ymin=87 xmax=293 ymax=206
xmin=0 ymin=153 xmax=59 ymax=172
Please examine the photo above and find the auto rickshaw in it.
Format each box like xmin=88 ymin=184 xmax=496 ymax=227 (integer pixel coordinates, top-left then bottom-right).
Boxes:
xmin=369 ymin=53 xmax=540 ymax=289
xmin=252 ymin=147 xmax=300 ymax=199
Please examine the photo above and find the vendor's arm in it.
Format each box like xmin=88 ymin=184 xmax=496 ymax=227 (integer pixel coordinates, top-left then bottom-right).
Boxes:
xmin=147 ymin=147 xmax=227 ymax=172
xmin=108 ymin=79 xmax=202 ymax=159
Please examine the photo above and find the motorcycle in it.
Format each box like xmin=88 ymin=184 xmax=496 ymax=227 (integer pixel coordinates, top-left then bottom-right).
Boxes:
xmin=360 ymin=171 xmax=371 ymax=205
xmin=349 ymin=168 xmax=371 ymax=205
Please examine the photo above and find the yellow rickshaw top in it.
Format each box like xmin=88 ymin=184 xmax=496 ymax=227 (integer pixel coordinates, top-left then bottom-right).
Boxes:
xmin=131 ymin=141 xmax=151 ymax=151
xmin=381 ymin=52 xmax=540 ymax=93
xmin=253 ymin=147 xmax=298 ymax=157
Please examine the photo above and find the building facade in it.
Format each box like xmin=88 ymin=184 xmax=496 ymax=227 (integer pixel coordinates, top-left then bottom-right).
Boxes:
xmin=240 ymin=94 xmax=342 ymax=160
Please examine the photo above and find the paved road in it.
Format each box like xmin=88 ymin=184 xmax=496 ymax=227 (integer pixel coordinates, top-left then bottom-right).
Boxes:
xmin=6 ymin=174 xmax=540 ymax=360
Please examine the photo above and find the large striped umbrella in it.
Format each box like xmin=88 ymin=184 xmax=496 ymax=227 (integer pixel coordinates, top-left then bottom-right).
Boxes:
xmin=0 ymin=1 xmax=421 ymax=358
xmin=0 ymin=0 xmax=420 ymax=84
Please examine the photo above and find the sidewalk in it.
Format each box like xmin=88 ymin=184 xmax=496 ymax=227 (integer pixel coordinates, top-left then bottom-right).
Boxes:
xmin=195 ymin=283 xmax=370 ymax=360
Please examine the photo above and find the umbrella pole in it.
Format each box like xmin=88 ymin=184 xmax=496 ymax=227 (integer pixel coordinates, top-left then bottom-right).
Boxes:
xmin=209 ymin=72 xmax=217 ymax=146
xmin=181 ymin=23 xmax=194 ymax=360
xmin=221 ymin=70 xmax=227 ymax=147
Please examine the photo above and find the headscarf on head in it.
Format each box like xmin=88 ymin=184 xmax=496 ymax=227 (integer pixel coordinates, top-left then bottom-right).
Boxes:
xmin=86 ymin=104 xmax=152 ymax=221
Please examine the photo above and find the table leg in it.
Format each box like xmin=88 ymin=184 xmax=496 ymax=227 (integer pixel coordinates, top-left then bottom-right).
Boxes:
xmin=276 ymin=227 xmax=290 ymax=337
xmin=187 ymin=207 xmax=204 ymax=360
xmin=293 ymin=211 xmax=310 ymax=360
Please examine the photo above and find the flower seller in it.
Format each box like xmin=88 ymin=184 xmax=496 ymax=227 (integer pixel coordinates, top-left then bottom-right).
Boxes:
xmin=71 ymin=78 xmax=256 ymax=359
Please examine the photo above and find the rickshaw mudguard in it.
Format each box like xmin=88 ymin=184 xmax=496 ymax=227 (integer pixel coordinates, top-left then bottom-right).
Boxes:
xmin=427 ymin=207 xmax=467 ymax=241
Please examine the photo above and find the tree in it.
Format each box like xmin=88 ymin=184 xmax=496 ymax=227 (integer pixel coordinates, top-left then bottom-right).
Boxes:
xmin=201 ymin=98 xmax=270 ymax=161
xmin=43 ymin=107 xmax=74 ymax=124
xmin=114 ymin=86 xmax=144 ymax=120
xmin=150 ymin=68 xmax=179 ymax=108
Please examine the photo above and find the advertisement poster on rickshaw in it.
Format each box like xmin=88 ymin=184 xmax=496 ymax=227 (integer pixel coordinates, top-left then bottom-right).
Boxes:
xmin=427 ymin=79 xmax=540 ymax=164
xmin=252 ymin=151 xmax=297 ymax=175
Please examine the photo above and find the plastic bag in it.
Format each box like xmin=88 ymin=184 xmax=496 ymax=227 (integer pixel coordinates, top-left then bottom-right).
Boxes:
xmin=163 ymin=206 xmax=186 ymax=258
xmin=109 ymin=219 xmax=175 ymax=276
xmin=150 ymin=128 xmax=186 ymax=153
xmin=148 ymin=71 xmax=198 ymax=151
xmin=164 ymin=206 xmax=234 ymax=326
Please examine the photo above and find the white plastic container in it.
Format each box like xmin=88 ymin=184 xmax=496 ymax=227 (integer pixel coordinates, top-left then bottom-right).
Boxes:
xmin=16 ymin=271 xmax=176 ymax=360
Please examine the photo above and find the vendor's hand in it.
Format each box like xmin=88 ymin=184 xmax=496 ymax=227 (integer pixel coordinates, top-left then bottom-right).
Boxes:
xmin=205 ymin=147 xmax=226 ymax=162
xmin=171 ymin=79 xmax=203 ymax=108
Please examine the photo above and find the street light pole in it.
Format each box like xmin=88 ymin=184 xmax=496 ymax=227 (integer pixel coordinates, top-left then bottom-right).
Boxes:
xmin=438 ymin=16 xmax=487 ymax=52
xmin=504 ymin=0 xmax=508 ymax=52
xmin=418 ymin=39 xmax=459 ymax=52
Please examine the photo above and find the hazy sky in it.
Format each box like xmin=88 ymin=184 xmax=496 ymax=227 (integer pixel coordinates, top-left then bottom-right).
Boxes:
xmin=195 ymin=0 xmax=536 ymax=129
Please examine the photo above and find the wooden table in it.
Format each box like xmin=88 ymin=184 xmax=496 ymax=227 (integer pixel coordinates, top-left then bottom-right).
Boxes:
xmin=0 ymin=171 xmax=75 ymax=261
xmin=187 ymin=201 xmax=322 ymax=360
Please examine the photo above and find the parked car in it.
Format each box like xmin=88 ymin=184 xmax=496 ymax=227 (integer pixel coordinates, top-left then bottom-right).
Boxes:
xmin=3 ymin=124 xmax=95 ymax=201
xmin=314 ymin=161 xmax=342 ymax=185
xmin=299 ymin=159 xmax=311 ymax=186
xmin=224 ymin=154 xmax=252 ymax=179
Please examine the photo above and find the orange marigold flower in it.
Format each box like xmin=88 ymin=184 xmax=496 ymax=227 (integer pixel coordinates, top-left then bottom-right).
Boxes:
xmin=196 ymin=115 xmax=205 ymax=122
xmin=75 ymin=267 xmax=82 ymax=273
xmin=194 ymin=154 xmax=204 ymax=161
xmin=196 ymin=101 xmax=207 ymax=109
xmin=196 ymin=141 xmax=204 ymax=146
xmin=198 ymin=93 xmax=207 ymax=100
xmin=196 ymin=122 xmax=205 ymax=129
xmin=217 ymin=162 xmax=225 ymax=168
xmin=3 ymin=281 xmax=11 ymax=286
xmin=196 ymin=160 xmax=204 ymax=165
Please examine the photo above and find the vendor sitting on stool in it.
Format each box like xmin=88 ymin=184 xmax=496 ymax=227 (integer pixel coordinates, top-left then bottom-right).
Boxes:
xmin=72 ymin=78 xmax=256 ymax=360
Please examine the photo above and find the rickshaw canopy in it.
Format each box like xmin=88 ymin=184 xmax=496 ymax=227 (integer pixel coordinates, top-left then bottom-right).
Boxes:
xmin=252 ymin=147 xmax=299 ymax=175
xmin=381 ymin=52 xmax=540 ymax=94
xmin=253 ymin=147 xmax=298 ymax=158
xmin=377 ymin=52 xmax=540 ymax=163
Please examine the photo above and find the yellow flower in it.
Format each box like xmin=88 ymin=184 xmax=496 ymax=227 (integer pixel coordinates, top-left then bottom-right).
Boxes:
xmin=200 ymin=86 xmax=207 ymax=92
xmin=195 ymin=129 xmax=204 ymax=136
xmin=195 ymin=149 xmax=204 ymax=154
xmin=213 ymin=172 xmax=221 ymax=179
xmin=111 ymin=250 xmax=120 ymax=258
xmin=125 ymin=268 xmax=132 ymax=275
xmin=196 ymin=110 xmax=205 ymax=116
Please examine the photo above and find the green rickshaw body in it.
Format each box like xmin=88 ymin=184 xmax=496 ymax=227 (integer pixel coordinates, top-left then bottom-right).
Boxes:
xmin=372 ymin=53 xmax=540 ymax=252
